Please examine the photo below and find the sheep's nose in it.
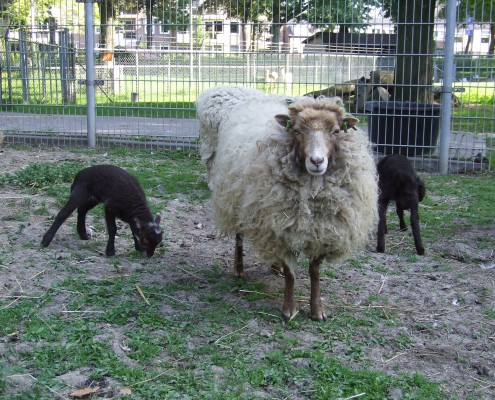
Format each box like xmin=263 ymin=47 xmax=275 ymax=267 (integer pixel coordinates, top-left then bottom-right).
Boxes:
xmin=310 ymin=157 xmax=324 ymax=167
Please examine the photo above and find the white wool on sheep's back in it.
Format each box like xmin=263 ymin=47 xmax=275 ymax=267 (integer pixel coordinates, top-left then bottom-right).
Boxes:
xmin=197 ymin=86 xmax=378 ymax=267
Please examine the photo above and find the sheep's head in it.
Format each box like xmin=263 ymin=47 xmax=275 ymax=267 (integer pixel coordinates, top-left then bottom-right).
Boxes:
xmin=275 ymin=100 xmax=359 ymax=176
xmin=133 ymin=215 xmax=163 ymax=257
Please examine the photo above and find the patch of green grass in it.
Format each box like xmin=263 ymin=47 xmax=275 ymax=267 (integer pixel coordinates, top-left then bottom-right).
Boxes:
xmin=420 ymin=174 xmax=495 ymax=240
xmin=487 ymin=135 xmax=495 ymax=170
xmin=485 ymin=308 xmax=495 ymax=320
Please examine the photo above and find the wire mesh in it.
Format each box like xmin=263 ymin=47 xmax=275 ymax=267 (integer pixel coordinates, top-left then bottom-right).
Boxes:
xmin=0 ymin=0 xmax=494 ymax=172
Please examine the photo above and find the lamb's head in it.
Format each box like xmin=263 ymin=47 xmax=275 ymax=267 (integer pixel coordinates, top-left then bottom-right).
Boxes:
xmin=133 ymin=215 xmax=163 ymax=257
xmin=275 ymin=99 xmax=359 ymax=176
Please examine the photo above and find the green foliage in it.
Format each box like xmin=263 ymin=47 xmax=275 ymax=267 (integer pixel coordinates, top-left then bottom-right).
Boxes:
xmin=420 ymin=174 xmax=495 ymax=239
xmin=0 ymin=162 xmax=83 ymax=191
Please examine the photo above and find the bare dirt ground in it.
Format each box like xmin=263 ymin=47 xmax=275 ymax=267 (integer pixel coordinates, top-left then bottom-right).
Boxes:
xmin=0 ymin=145 xmax=494 ymax=399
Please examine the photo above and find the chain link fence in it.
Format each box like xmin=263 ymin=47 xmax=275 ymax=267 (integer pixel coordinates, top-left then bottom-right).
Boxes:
xmin=1 ymin=0 xmax=494 ymax=173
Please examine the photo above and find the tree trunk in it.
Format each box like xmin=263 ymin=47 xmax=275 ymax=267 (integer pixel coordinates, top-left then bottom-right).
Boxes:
xmin=489 ymin=24 xmax=495 ymax=55
xmin=99 ymin=0 xmax=115 ymax=59
xmin=394 ymin=0 xmax=436 ymax=103
xmin=272 ymin=5 xmax=280 ymax=49
xmin=242 ymin=22 xmax=252 ymax=52
xmin=99 ymin=0 xmax=116 ymax=94
xmin=146 ymin=9 xmax=153 ymax=49
xmin=464 ymin=34 xmax=472 ymax=53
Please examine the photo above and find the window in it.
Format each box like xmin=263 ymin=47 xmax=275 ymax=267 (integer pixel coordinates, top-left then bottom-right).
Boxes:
xmin=214 ymin=21 xmax=223 ymax=32
xmin=205 ymin=21 xmax=223 ymax=33
xmin=123 ymin=21 xmax=136 ymax=39
xmin=231 ymin=22 xmax=239 ymax=34
xmin=481 ymin=37 xmax=489 ymax=43
xmin=160 ymin=25 xmax=170 ymax=35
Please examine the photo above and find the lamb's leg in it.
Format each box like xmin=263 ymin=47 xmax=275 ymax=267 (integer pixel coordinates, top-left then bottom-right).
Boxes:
xmin=281 ymin=259 xmax=297 ymax=322
xmin=376 ymin=199 xmax=389 ymax=253
xmin=130 ymin=226 xmax=144 ymax=252
xmin=234 ymin=232 xmax=244 ymax=277
xmin=77 ymin=199 xmax=98 ymax=240
xmin=396 ymin=204 xmax=407 ymax=231
xmin=410 ymin=204 xmax=425 ymax=255
xmin=41 ymin=187 xmax=86 ymax=247
xmin=309 ymin=256 xmax=326 ymax=321
xmin=104 ymin=210 xmax=118 ymax=257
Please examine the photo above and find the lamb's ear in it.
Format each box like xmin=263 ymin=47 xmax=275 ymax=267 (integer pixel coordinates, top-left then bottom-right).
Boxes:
xmin=134 ymin=217 xmax=142 ymax=230
xmin=417 ymin=177 xmax=426 ymax=202
xmin=154 ymin=214 xmax=161 ymax=226
xmin=275 ymin=114 xmax=292 ymax=131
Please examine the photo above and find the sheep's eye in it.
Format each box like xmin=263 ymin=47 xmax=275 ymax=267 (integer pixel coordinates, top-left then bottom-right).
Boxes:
xmin=332 ymin=128 xmax=341 ymax=135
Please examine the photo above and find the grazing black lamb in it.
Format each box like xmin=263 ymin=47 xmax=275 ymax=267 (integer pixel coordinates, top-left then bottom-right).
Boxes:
xmin=41 ymin=165 xmax=163 ymax=257
xmin=376 ymin=154 xmax=426 ymax=255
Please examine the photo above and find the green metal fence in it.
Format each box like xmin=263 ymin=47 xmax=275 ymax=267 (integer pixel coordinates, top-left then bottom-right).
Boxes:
xmin=1 ymin=0 xmax=494 ymax=172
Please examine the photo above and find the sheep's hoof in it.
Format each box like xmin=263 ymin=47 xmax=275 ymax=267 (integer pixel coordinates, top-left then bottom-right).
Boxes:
xmin=310 ymin=312 xmax=327 ymax=322
xmin=282 ymin=311 xmax=298 ymax=323
xmin=376 ymin=246 xmax=385 ymax=253
xmin=282 ymin=307 xmax=298 ymax=322
xmin=106 ymin=248 xmax=116 ymax=257
xmin=79 ymin=233 xmax=90 ymax=240
xmin=417 ymin=247 xmax=425 ymax=256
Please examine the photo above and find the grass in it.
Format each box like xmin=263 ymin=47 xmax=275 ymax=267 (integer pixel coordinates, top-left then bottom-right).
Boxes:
xmin=419 ymin=173 xmax=495 ymax=240
xmin=1 ymin=147 xmax=494 ymax=398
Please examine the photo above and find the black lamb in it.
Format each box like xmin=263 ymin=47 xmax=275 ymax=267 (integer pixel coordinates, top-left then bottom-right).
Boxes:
xmin=376 ymin=154 xmax=426 ymax=255
xmin=41 ymin=165 xmax=163 ymax=257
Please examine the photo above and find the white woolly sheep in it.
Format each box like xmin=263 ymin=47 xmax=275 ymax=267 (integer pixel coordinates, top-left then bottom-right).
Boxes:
xmin=197 ymin=86 xmax=378 ymax=321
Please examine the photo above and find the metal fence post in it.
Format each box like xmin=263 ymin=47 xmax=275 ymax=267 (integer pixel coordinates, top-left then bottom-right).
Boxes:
xmin=439 ymin=0 xmax=457 ymax=173
xmin=77 ymin=0 xmax=99 ymax=148
xmin=19 ymin=30 xmax=30 ymax=102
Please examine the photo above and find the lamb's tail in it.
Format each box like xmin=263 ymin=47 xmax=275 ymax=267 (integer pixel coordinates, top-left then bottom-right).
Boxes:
xmin=196 ymin=86 xmax=265 ymax=169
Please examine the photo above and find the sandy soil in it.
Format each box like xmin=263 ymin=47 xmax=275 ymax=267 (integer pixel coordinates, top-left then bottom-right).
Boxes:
xmin=0 ymin=145 xmax=494 ymax=399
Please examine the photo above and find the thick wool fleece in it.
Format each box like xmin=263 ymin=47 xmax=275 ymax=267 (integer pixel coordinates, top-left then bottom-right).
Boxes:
xmin=197 ymin=89 xmax=378 ymax=267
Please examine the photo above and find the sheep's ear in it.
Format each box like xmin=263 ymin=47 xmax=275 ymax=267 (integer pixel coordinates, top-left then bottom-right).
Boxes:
xmin=417 ymin=178 xmax=426 ymax=202
xmin=275 ymin=114 xmax=292 ymax=131
xmin=341 ymin=116 xmax=359 ymax=129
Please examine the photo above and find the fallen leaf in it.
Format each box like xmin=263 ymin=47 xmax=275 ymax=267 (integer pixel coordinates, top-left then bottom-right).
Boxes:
xmin=119 ymin=387 xmax=132 ymax=395
xmin=70 ymin=386 xmax=100 ymax=398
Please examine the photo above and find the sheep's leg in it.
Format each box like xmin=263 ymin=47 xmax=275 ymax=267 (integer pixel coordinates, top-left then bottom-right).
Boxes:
xmin=396 ymin=204 xmax=407 ymax=231
xmin=130 ymin=225 xmax=144 ymax=252
xmin=410 ymin=205 xmax=425 ymax=255
xmin=234 ymin=232 xmax=244 ymax=277
xmin=281 ymin=259 xmax=297 ymax=322
xmin=77 ymin=199 xmax=99 ymax=240
xmin=104 ymin=209 xmax=118 ymax=257
xmin=376 ymin=199 xmax=389 ymax=253
xmin=41 ymin=187 xmax=86 ymax=248
xmin=309 ymin=256 xmax=326 ymax=321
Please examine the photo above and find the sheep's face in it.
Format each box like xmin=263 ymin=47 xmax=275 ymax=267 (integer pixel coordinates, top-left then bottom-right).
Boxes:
xmin=134 ymin=215 xmax=163 ymax=257
xmin=275 ymin=102 xmax=358 ymax=176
